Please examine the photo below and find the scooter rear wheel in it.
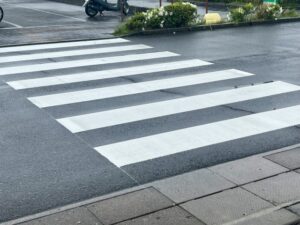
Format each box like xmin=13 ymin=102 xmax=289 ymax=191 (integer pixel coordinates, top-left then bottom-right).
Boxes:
xmin=122 ymin=2 xmax=129 ymax=15
xmin=0 ymin=7 xmax=4 ymax=22
xmin=85 ymin=5 xmax=98 ymax=17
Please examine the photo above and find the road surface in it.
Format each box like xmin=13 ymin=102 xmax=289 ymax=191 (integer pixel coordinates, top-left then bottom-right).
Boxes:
xmin=0 ymin=22 xmax=300 ymax=222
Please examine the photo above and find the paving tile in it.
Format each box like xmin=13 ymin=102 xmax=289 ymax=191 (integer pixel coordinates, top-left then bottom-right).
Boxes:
xmin=243 ymin=172 xmax=300 ymax=205
xmin=181 ymin=187 xmax=272 ymax=225
xmin=116 ymin=206 xmax=205 ymax=225
xmin=265 ymin=148 xmax=300 ymax=170
xmin=210 ymin=156 xmax=288 ymax=185
xmin=19 ymin=207 xmax=102 ymax=225
xmin=87 ymin=187 xmax=173 ymax=225
xmin=234 ymin=209 xmax=299 ymax=225
xmin=288 ymin=203 xmax=300 ymax=216
xmin=152 ymin=168 xmax=235 ymax=203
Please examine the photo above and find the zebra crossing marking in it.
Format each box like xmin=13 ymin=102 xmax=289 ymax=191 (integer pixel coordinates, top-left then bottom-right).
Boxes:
xmin=0 ymin=38 xmax=129 ymax=54
xmin=28 ymin=69 xmax=251 ymax=108
xmin=57 ymin=81 xmax=300 ymax=133
xmin=8 ymin=59 xmax=211 ymax=90
xmin=0 ymin=51 xmax=179 ymax=76
xmin=4 ymin=39 xmax=299 ymax=170
xmin=0 ymin=44 xmax=152 ymax=64
xmin=95 ymin=105 xmax=300 ymax=167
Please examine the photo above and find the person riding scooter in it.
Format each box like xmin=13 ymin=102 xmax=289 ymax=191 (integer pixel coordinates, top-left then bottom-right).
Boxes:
xmin=83 ymin=0 xmax=129 ymax=17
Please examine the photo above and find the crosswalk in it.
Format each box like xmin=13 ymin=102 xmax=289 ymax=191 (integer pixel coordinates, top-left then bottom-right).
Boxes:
xmin=2 ymin=38 xmax=300 ymax=174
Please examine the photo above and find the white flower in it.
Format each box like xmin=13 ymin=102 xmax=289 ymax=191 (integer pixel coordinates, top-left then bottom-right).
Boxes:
xmin=227 ymin=13 xmax=231 ymax=20
xmin=237 ymin=7 xmax=245 ymax=14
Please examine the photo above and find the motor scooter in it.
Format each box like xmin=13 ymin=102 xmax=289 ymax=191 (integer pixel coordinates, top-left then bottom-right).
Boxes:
xmin=83 ymin=0 xmax=129 ymax=17
xmin=0 ymin=6 xmax=4 ymax=22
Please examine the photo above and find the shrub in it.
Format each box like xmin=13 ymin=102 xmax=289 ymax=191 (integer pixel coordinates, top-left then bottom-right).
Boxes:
xmin=125 ymin=12 xmax=146 ymax=31
xmin=144 ymin=8 xmax=165 ymax=29
xmin=228 ymin=3 xmax=254 ymax=22
xmin=228 ymin=7 xmax=246 ymax=22
xmin=243 ymin=2 xmax=254 ymax=13
xmin=281 ymin=8 xmax=299 ymax=17
xmin=163 ymin=2 xmax=198 ymax=27
xmin=256 ymin=4 xmax=283 ymax=20
xmin=115 ymin=2 xmax=199 ymax=34
xmin=114 ymin=23 xmax=130 ymax=36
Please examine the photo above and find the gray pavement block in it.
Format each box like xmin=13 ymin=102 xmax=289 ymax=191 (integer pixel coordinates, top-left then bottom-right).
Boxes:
xmin=116 ymin=206 xmax=205 ymax=225
xmin=210 ymin=156 xmax=288 ymax=185
xmin=234 ymin=209 xmax=299 ymax=225
xmin=152 ymin=168 xmax=235 ymax=203
xmin=288 ymin=203 xmax=300 ymax=216
xmin=87 ymin=187 xmax=174 ymax=225
xmin=265 ymin=148 xmax=300 ymax=170
xmin=19 ymin=207 xmax=102 ymax=225
xmin=181 ymin=187 xmax=272 ymax=225
xmin=243 ymin=172 xmax=300 ymax=205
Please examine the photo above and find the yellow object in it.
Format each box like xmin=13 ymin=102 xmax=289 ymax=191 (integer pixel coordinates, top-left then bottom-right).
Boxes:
xmin=204 ymin=13 xmax=222 ymax=25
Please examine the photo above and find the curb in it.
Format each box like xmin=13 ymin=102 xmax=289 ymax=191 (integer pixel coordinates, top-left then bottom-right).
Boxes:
xmin=118 ymin=17 xmax=300 ymax=37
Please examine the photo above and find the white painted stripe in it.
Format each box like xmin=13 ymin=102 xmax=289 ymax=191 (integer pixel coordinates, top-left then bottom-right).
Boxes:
xmin=0 ymin=44 xmax=152 ymax=64
xmin=58 ymin=81 xmax=300 ymax=133
xmin=8 ymin=59 xmax=210 ymax=90
xmin=2 ymin=20 xmax=23 ymax=28
xmin=0 ymin=51 xmax=178 ymax=76
xmin=28 ymin=68 xmax=235 ymax=105
xmin=29 ymin=69 xmax=248 ymax=108
xmin=95 ymin=104 xmax=300 ymax=167
xmin=0 ymin=38 xmax=129 ymax=54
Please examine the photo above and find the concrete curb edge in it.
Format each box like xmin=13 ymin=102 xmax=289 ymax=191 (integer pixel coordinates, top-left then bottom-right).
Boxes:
xmin=2 ymin=143 xmax=300 ymax=225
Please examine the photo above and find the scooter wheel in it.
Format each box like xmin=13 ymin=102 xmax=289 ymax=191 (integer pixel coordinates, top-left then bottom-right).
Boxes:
xmin=123 ymin=3 xmax=130 ymax=15
xmin=85 ymin=5 xmax=98 ymax=17
xmin=0 ymin=7 xmax=4 ymax=22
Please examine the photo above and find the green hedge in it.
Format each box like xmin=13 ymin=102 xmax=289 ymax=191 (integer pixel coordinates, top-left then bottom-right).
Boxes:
xmin=115 ymin=2 xmax=199 ymax=35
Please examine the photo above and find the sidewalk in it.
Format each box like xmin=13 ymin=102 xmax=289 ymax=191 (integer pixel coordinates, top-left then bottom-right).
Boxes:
xmin=3 ymin=144 xmax=300 ymax=225
xmin=0 ymin=0 xmax=118 ymax=46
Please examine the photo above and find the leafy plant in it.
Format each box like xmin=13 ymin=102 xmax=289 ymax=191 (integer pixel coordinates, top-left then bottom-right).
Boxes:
xmin=228 ymin=7 xmax=246 ymax=22
xmin=125 ymin=12 xmax=146 ymax=31
xmin=255 ymin=4 xmax=283 ymax=20
xmin=281 ymin=8 xmax=299 ymax=17
xmin=228 ymin=3 xmax=254 ymax=22
xmin=115 ymin=2 xmax=199 ymax=34
xmin=164 ymin=2 xmax=198 ymax=27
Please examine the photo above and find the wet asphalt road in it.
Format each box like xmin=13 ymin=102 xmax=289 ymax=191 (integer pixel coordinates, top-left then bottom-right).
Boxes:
xmin=0 ymin=0 xmax=121 ymax=46
xmin=0 ymin=1 xmax=300 ymax=222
